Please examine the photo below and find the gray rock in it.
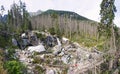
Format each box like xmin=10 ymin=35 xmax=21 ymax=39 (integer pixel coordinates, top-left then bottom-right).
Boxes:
xmin=46 ymin=69 xmax=55 ymax=74
xmin=27 ymin=44 xmax=46 ymax=53
xmin=12 ymin=38 xmax=18 ymax=46
xmin=61 ymin=54 xmax=71 ymax=64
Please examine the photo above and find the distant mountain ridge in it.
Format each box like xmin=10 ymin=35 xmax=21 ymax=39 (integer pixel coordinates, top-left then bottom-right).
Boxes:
xmin=0 ymin=9 xmax=91 ymax=23
xmin=29 ymin=10 xmax=43 ymax=17
xmin=38 ymin=9 xmax=90 ymax=21
xmin=0 ymin=15 xmax=8 ymax=23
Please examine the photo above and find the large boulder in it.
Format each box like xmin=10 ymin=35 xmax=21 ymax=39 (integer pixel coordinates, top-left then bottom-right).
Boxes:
xmin=62 ymin=37 xmax=69 ymax=44
xmin=29 ymin=32 xmax=38 ymax=46
xmin=28 ymin=44 xmax=46 ymax=53
xmin=52 ymin=38 xmax=62 ymax=55
xmin=45 ymin=36 xmax=57 ymax=47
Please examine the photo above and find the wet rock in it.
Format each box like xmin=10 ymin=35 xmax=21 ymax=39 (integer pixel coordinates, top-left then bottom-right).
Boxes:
xmin=22 ymin=38 xmax=30 ymax=46
xmin=45 ymin=35 xmax=59 ymax=48
xmin=21 ymin=33 xmax=26 ymax=38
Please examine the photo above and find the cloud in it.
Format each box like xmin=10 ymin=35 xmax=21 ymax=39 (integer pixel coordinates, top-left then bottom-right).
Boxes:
xmin=24 ymin=0 xmax=55 ymax=12
xmin=115 ymin=17 xmax=120 ymax=27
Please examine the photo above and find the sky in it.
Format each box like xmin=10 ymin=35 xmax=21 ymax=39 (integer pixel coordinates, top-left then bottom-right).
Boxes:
xmin=0 ymin=0 xmax=120 ymax=27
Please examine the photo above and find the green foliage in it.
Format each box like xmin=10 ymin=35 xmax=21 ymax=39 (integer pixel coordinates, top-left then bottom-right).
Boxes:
xmin=7 ymin=1 xmax=32 ymax=33
xmin=52 ymin=60 xmax=62 ymax=65
xmin=36 ymin=33 xmax=46 ymax=40
xmin=113 ymin=25 xmax=120 ymax=50
xmin=100 ymin=62 xmax=109 ymax=73
xmin=88 ymin=70 xmax=92 ymax=74
xmin=101 ymin=70 xmax=111 ymax=74
xmin=55 ymin=25 xmax=63 ymax=38
xmin=98 ymin=23 xmax=111 ymax=39
xmin=100 ymin=54 xmax=115 ymax=74
xmin=48 ymin=26 xmax=62 ymax=38
xmin=28 ymin=21 xmax=32 ymax=30
xmin=4 ymin=60 xmax=26 ymax=74
xmin=0 ymin=36 xmax=8 ymax=48
xmin=45 ymin=59 xmax=51 ymax=64
xmin=0 ymin=35 xmax=12 ymax=48
xmin=0 ymin=49 xmax=7 ymax=74
xmin=99 ymin=0 xmax=116 ymax=38
xmin=49 ymin=27 xmax=56 ymax=35
xmin=34 ymin=65 xmax=45 ymax=74
xmin=33 ymin=57 xmax=44 ymax=64
xmin=100 ymin=0 xmax=116 ymax=24
xmin=62 ymin=68 xmax=68 ymax=74
xmin=97 ymin=43 xmax=104 ymax=51
xmin=6 ymin=48 xmax=16 ymax=60
xmin=70 ymin=34 xmax=98 ymax=47
xmin=0 ymin=24 xmax=3 ymax=30
xmin=51 ymin=12 xmax=58 ymax=19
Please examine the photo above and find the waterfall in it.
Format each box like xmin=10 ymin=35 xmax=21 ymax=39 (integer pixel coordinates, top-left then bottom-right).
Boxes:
xmin=56 ymin=38 xmax=61 ymax=46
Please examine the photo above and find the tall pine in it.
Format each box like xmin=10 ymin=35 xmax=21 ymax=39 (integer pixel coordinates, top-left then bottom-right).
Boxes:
xmin=99 ymin=0 xmax=117 ymax=70
xmin=7 ymin=0 xmax=32 ymax=33
xmin=99 ymin=0 xmax=117 ymax=50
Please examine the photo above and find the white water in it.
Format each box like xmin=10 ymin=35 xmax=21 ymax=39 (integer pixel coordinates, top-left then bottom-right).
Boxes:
xmin=56 ymin=38 xmax=61 ymax=46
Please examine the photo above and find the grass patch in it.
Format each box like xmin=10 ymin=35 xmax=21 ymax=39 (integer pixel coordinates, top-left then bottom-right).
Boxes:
xmin=67 ymin=34 xmax=106 ymax=51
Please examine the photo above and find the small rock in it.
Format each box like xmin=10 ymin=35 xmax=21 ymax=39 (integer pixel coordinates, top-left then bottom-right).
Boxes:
xmin=46 ymin=69 xmax=55 ymax=74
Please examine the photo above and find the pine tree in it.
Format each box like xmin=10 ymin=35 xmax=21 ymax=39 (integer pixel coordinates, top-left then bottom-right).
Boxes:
xmin=8 ymin=1 xmax=32 ymax=33
xmin=99 ymin=0 xmax=117 ymax=49
xmin=99 ymin=0 xmax=117 ymax=70
xmin=99 ymin=0 xmax=117 ymax=38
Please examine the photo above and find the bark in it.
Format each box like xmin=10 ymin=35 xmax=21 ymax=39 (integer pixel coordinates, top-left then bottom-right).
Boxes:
xmin=109 ymin=23 xmax=116 ymax=70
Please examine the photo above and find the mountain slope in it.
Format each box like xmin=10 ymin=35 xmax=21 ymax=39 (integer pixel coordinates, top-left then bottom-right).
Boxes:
xmin=39 ymin=9 xmax=90 ymax=21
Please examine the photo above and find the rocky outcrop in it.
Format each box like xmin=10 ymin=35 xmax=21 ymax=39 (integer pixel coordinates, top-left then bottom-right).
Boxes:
xmin=13 ymin=31 xmax=104 ymax=74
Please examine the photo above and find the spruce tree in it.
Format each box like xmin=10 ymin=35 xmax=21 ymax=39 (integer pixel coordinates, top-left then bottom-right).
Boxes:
xmin=99 ymin=0 xmax=117 ymax=70
xmin=99 ymin=0 xmax=117 ymax=49
xmin=99 ymin=0 xmax=117 ymax=37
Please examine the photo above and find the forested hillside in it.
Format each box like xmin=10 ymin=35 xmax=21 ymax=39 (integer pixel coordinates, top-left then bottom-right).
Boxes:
xmin=30 ymin=10 xmax=99 ymax=47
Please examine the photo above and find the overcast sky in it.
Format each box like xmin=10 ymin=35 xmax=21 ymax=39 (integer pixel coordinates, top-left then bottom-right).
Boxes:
xmin=0 ymin=0 xmax=120 ymax=27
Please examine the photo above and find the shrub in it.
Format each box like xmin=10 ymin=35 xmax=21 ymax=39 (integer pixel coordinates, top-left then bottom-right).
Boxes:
xmin=49 ymin=27 xmax=56 ymax=35
xmin=32 ymin=57 xmax=44 ymax=64
xmin=5 ymin=48 xmax=16 ymax=60
xmin=36 ymin=33 xmax=46 ymax=40
xmin=0 ymin=34 xmax=13 ymax=48
xmin=0 ymin=49 xmax=7 ymax=74
xmin=4 ymin=60 xmax=26 ymax=74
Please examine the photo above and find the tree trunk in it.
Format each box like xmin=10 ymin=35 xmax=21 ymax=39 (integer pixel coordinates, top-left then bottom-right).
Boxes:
xmin=111 ymin=23 xmax=116 ymax=51
xmin=109 ymin=23 xmax=116 ymax=70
